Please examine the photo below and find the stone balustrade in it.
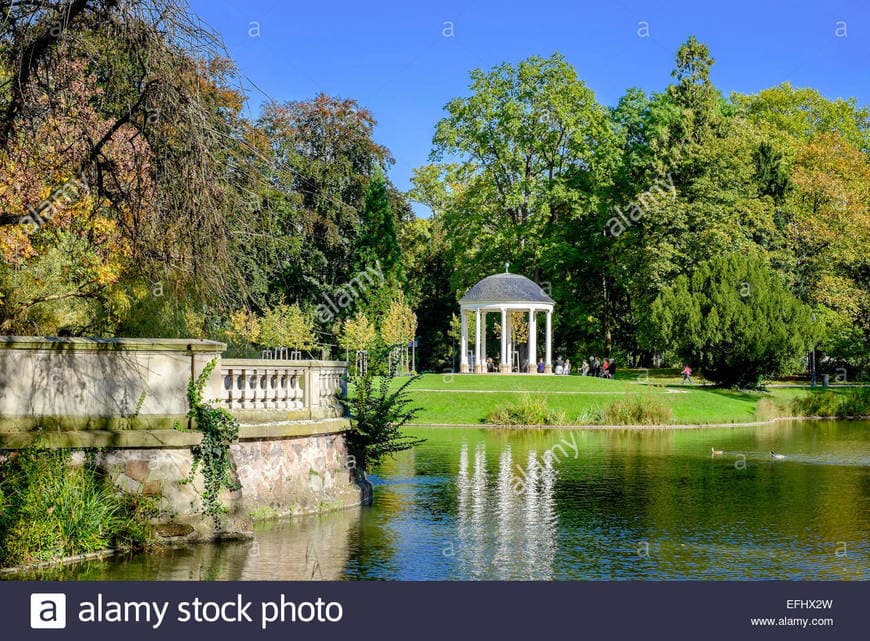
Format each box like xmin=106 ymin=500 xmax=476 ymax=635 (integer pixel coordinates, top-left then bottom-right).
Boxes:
xmin=221 ymin=360 xmax=307 ymax=411
xmin=219 ymin=359 xmax=346 ymax=421
xmin=0 ymin=337 xmax=349 ymax=444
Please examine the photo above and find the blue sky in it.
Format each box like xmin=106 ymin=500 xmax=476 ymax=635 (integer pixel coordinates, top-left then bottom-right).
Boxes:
xmin=188 ymin=0 xmax=869 ymax=216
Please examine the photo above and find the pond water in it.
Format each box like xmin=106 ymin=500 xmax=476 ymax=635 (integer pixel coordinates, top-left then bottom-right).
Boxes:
xmin=19 ymin=420 xmax=870 ymax=580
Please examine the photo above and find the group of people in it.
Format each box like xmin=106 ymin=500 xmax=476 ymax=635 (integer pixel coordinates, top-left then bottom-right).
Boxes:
xmin=485 ymin=354 xmax=691 ymax=382
xmin=580 ymin=356 xmax=616 ymax=378
xmin=531 ymin=355 xmax=617 ymax=378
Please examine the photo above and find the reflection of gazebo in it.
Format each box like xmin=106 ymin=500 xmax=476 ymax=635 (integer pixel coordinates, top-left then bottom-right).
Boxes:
xmin=458 ymin=269 xmax=555 ymax=373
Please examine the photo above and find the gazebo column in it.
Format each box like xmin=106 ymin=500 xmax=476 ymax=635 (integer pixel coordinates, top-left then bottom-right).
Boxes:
xmin=527 ymin=308 xmax=537 ymax=373
xmin=460 ymin=310 xmax=469 ymax=373
xmin=481 ymin=311 xmax=487 ymax=372
xmin=474 ymin=308 xmax=483 ymax=373
xmin=499 ymin=307 xmax=509 ymax=373
xmin=506 ymin=309 xmax=513 ymax=372
xmin=544 ymin=309 xmax=553 ymax=374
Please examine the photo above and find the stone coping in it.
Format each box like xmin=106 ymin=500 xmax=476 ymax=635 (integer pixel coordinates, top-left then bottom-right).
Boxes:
xmin=0 ymin=408 xmax=345 ymax=433
xmin=0 ymin=336 xmax=226 ymax=352
xmin=222 ymin=358 xmax=348 ymax=367
xmin=0 ymin=418 xmax=350 ymax=448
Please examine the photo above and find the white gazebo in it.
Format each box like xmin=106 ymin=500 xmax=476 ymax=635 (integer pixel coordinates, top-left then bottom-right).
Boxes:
xmin=458 ymin=268 xmax=555 ymax=374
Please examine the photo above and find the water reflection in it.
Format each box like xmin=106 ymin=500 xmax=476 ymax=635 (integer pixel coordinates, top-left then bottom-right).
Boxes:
xmin=17 ymin=420 xmax=870 ymax=581
xmin=14 ymin=508 xmax=360 ymax=581
xmin=452 ymin=441 xmax=558 ymax=579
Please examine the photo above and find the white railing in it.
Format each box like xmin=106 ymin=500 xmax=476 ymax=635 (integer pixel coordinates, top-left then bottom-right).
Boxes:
xmin=219 ymin=359 xmax=347 ymax=415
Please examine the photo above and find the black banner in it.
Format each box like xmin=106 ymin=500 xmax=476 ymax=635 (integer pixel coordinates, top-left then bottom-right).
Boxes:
xmin=1 ymin=581 xmax=864 ymax=640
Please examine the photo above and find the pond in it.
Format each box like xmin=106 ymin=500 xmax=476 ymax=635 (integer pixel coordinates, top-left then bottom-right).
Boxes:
xmin=18 ymin=420 xmax=870 ymax=580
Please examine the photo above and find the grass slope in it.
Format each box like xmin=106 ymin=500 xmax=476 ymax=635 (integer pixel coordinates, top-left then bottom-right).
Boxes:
xmin=396 ymin=372 xmax=843 ymax=425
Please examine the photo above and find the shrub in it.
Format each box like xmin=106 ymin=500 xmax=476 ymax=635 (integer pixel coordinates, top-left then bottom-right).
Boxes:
xmin=0 ymin=448 xmax=156 ymax=568
xmin=839 ymin=388 xmax=870 ymax=416
xmin=792 ymin=388 xmax=870 ymax=418
xmin=486 ymin=394 xmax=568 ymax=426
xmin=602 ymin=395 xmax=672 ymax=425
xmin=340 ymin=349 xmax=425 ymax=471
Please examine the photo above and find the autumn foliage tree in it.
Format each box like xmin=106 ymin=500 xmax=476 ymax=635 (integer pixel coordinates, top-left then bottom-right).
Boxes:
xmin=0 ymin=0 xmax=259 ymax=335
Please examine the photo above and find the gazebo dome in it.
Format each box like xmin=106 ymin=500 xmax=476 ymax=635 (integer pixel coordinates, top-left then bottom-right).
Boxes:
xmin=460 ymin=273 xmax=554 ymax=305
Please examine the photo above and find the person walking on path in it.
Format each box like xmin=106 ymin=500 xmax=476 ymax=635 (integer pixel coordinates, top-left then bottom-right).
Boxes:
xmin=681 ymin=365 xmax=694 ymax=385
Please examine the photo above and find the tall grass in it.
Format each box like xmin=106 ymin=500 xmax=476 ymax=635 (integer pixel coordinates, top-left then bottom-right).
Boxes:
xmin=0 ymin=448 xmax=157 ymax=568
xmin=791 ymin=388 xmax=870 ymax=418
xmin=601 ymin=395 xmax=673 ymax=425
xmin=486 ymin=394 xmax=568 ymax=426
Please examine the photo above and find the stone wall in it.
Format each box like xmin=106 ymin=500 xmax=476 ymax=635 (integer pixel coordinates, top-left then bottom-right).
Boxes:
xmin=0 ymin=336 xmax=225 ymax=432
xmin=0 ymin=336 xmax=362 ymax=540
xmin=89 ymin=424 xmax=365 ymax=540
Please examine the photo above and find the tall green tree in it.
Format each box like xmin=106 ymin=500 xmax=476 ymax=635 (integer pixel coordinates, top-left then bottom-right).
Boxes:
xmin=412 ymin=52 xmax=615 ymax=290
xmin=255 ymin=94 xmax=393 ymax=308
xmin=354 ymin=168 xmax=403 ymax=318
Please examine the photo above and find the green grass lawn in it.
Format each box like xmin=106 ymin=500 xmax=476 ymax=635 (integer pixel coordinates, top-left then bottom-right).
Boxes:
xmin=390 ymin=371 xmax=847 ymax=425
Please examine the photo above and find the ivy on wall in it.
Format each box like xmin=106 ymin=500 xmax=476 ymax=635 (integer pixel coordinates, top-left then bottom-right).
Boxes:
xmin=181 ymin=358 xmax=240 ymax=527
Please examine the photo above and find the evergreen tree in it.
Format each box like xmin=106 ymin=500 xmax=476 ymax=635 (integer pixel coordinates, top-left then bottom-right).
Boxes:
xmin=355 ymin=168 xmax=403 ymax=318
xmin=647 ymin=252 xmax=818 ymax=388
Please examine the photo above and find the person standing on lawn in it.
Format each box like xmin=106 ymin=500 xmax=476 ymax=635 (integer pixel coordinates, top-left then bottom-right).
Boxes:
xmin=681 ymin=364 xmax=694 ymax=384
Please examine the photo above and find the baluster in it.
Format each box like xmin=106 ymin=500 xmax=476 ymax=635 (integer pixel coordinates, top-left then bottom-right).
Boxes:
xmin=224 ymin=367 xmax=233 ymax=408
xmin=300 ymin=369 xmax=308 ymax=408
xmin=257 ymin=369 xmax=266 ymax=409
xmin=248 ymin=368 xmax=258 ymax=409
xmin=271 ymin=368 xmax=279 ymax=409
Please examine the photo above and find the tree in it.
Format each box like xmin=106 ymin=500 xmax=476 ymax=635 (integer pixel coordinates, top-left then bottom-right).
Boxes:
xmin=398 ymin=216 xmax=454 ymax=371
xmin=258 ymin=303 xmax=316 ymax=351
xmin=339 ymin=312 xmax=377 ymax=352
xmin=354 ymin=168 xmax=403 ymax=317
xmin=381 ymin=292 xmax=418 ymax=373
xmin=0 ymin=1 xmax=260 ymax=334
xmin=255 ymin=94 xmax=394 ymax=308
xmin=732 ymin=83 xmax=870 ymax=151
xmin=413 ymin=52 xmax=615 ymax=291
xmin=648 ymin=252 xmax=817 ymax=388
xmin=668 ymin=35 xmax=719 ymax=144
xmin=381 ymin=292 xmax=417 ymax=347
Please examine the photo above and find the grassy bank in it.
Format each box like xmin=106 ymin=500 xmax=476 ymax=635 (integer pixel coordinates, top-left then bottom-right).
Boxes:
xmin=395 ymin=372 xmax=862 ymax=425
xmin=0 ymin=448 xmax=157 ymax=568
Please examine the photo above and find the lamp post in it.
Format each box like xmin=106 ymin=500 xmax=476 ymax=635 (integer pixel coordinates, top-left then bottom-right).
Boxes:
xmin=810 ymin=313 xmax=817 ymax=387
